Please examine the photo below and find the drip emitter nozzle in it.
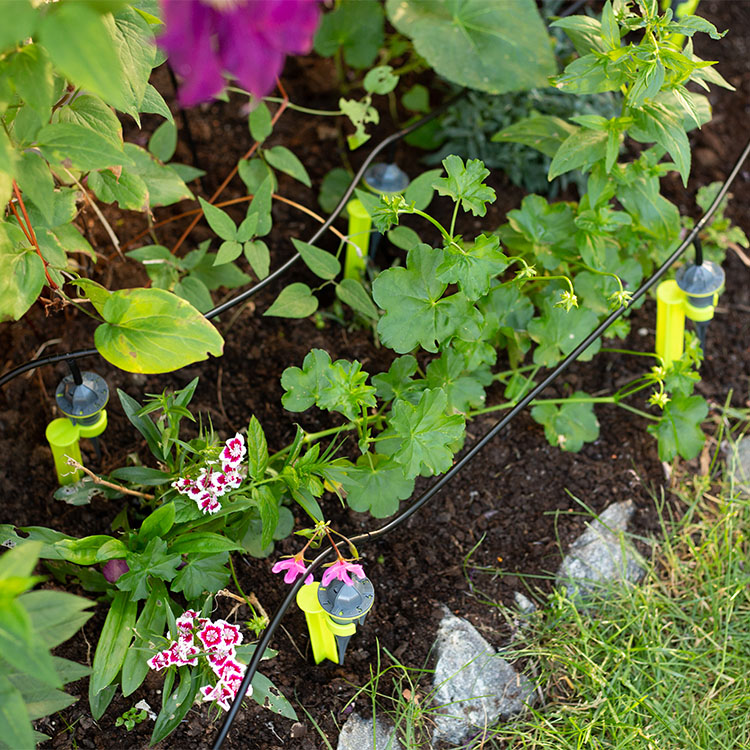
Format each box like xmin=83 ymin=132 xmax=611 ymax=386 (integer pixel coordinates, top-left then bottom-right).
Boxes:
xmin=655 ymin=258 xmax=724 ymax=367
xmin=296 ymin=574 xmax=374 ymax=664
xmin=345 ymin=162 xmax=410 ymax=281
xmin=45 ymin=369 xmax=109 ymax=484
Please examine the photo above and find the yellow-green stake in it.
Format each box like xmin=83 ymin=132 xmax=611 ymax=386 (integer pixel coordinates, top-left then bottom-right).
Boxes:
xmin=345 ymin=198 xmax=371 ymax=281
xmin=296 ymin=582 xmax=356 ymax=664
xmin=45 ymin=410 xmax=108 ymax=485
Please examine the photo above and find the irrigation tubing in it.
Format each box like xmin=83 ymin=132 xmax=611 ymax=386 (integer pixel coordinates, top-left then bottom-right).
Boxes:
xmin=211 ymin=133 xmax=750 ymax=750
xmin=0 ymin=92 xmax=465 ymax=390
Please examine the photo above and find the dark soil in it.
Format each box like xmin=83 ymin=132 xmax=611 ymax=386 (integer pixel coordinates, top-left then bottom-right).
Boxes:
xmin=2 ymin=1 xmax=749 ymax=748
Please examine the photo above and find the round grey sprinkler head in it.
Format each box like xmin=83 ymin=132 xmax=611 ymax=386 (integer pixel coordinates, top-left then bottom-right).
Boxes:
xmin=675 ymin=260 xmax=725 ymax=308
xmin=318 ymin=575 xmax=375 ymax=622
xmin=55 ymin=371 xmax=109 ymax=424
xmin=364 ymin=163 xmax=409 ymax=195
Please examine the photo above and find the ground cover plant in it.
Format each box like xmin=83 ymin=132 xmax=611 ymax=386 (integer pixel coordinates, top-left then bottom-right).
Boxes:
xmin=0 ymin=0 xmax=749 ymax=746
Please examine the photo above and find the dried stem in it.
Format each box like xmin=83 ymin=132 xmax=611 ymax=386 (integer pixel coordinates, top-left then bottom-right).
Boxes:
xmin=65 ymin=456 xmax=155 ymax=500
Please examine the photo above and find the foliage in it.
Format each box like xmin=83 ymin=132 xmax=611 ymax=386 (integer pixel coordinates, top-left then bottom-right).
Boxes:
xmin=0 ymin=542 xmax=92 ymax=749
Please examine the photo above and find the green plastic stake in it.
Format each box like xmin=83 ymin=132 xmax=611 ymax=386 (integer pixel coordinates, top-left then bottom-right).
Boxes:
xmin=45 ymin=410 xmax=108 ymax=485
xmin=345 ymin=198 xmax=371 ymax=281
xmin=296 ymin=582 xmax=347 ymax=664
xmin=655 ymin=280 xmax=686 ymax=367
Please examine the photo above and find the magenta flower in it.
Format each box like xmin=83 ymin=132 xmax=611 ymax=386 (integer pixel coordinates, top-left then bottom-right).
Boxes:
xmin=271 ymin=556 xmax=313 ymax=585
xmin=321 ymin=559 xmax=365 ymax=588
xmin=158 ymin=0 xmax=322 ymax=107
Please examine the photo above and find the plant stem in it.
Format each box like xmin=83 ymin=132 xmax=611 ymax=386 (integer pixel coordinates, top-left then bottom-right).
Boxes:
xmin=65 ymin=457 xmax=155 ymax=500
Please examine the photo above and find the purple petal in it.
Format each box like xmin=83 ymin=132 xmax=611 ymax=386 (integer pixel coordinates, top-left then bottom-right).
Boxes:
xmin=102 ymin=558 xmax=129 ymax=583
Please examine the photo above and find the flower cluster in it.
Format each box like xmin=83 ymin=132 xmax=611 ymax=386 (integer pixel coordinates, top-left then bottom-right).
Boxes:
xmin=172 ymin=433 xmax=246 ymax=514
xmin=158 ymin=0 xmax=321 ymax=107
xmin=147 ymin=610 xmax=252 ymax=712
xmin=271 ymin=554 xmax=365 ymax=587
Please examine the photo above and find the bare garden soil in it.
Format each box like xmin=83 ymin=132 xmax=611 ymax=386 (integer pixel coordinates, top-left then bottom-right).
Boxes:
xmin=1 ymin=2 xmax=749 ymax=748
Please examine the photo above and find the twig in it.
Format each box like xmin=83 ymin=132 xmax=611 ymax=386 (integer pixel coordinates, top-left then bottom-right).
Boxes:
xmin=64 ymin=168 xmax=123 ymax=259
xmin=65 ymin=456 xmax=155 ymax=499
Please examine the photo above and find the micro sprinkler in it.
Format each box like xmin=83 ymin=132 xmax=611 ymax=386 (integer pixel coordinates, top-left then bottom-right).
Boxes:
xmin=655 ymin=239 xmax=724 ymax=367
xmin=344 ymin=162 xmax=409 ymax=281
xmin=296 ymin=574 xmax=374 ymax=664
xmin=45 ymin=360 xmax=109 ymax=484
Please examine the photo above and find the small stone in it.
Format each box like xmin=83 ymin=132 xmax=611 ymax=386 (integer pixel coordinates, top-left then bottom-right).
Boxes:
xmin=514 ymin=591 xmax=535 ymax=615
xmin=336 ymin=713 xmax=400 ymax=750
xmin=729 ymin=437 xmax=750 ymax=493
xmin=290 ymin=722 xmax=306 ymax=739
xmin=431 ymin=610 xmax=534 ymax=745
xmin=556 ymin=500 xmax=644 ymax=600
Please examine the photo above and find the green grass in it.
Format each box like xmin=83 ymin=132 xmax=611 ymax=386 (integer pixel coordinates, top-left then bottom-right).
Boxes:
xmin=343 ymin=424 xmax=750 ymax=750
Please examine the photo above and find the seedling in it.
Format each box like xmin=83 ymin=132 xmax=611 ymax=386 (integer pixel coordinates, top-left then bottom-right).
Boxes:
xmin=297 ymin=574 xmax=375 ymax=665
xmin=45 ymin=365 xmax=109 ymax=485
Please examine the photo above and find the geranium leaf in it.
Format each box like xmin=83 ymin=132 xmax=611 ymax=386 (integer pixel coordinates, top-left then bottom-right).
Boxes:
xmin=647 ymin=395 xmax=707 ymax=461
xmin=531 ymin=393 xmax=600 ymax=452
xmin=437 ymin=232 xmax=508 ymax=301
xmin=342 ymin=454 xmax=415 ymax=518
xmin=527 ymin=299 xmax=601 ymax=367
xmin=432 ymin=155 xmax=495 ymax=216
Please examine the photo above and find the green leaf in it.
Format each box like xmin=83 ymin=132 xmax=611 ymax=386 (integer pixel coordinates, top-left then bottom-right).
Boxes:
xmin=253 ymin=486 xmax=279 ymax=549
xmin=630 ymin=102 xmax=691 ymax=186
xmin=437 ymin=232 xmax=508 ymax=301
xmin=264 ymin=146 xmax=310 ymax=187
xmin=372 ymin=355 xmax=420 ymax=402
xmin=250 ymin=671 xmax=297 ymax=720
xmin=117 ymin=388 xmax=162 ymax=458
xmin=148 ymin=120 xmax=177 ymax=162
xmin=16 ymin=152 xmax=56 ymax=226
xmin=139 ymin=503 xmax=176 ymax=542
xmin=318 ymin=167 xmax=352 ymax=214
xmin=647 ymin=394 xmax=708 ymax=461
xmin=0 ymin=676 xmax=34 ymax=750
xmin=386 ymin=0 xmax=556 ymax=94
xmin=401 ymin=83 xmax=430 ymax=113
xmin=531 ymin=393 xmax=600 ymax=452
xmin=280 ymin=349 xmax=334 ymax=412
xmin=244 ymin=239 xmax=270 ymax=279
xmin=121 ymin=580 xmax=167 ymax=697
xmin=372 ymin=244 xmax=479 ymax=353
xmin=264 ymin=283 xmax=318 ymax=319
xmin=492 ymin=115 xmax=578 ymax=158
xmin=171 ymin=553 xmax=230 ymax=601
xmin=37 ymin=122 xmax=129 ymax=172
xmin=54 ymin=94 xmax=123 ymax=148
xmin=363 ymin=65 xmax=399 ymax=94
xmin=236 ymin=212 xmax=258 ymax=243
xmin=314 ymin=0 xmax=384 ymax=68
xmin=0 ymin=0 xmax=36 ymax=55
xmin=387 ymin=226 xmax=421 ymax=251
xmin=94 ymin=287 xmax=224 ymax=373
xmin=599 ymin=1 xmax=619 ymax=51
xmin=199 ymin=197 xmax=237 ymax=241
xmin=238 ymin=157 xmax=276 ymax=194
xmin=551 ymin=15 xmax=606 ymax=55
xmin=89 ymin=591 xmax=136 ymax=697
xmin=246 ymin=175 xmax=273 ymax=236
xmin=292 ymin=238 xmax=340 ymax=280
xmin=189 ymin=246 xmax=251 ymax=290
xmin=88 ymin=167 xmax=149 ymax=211
xmin=527 ymin=300 xmax=601 ymax=367
xmin=339 ymin=97 xmax=379 ymax=150
xmin=249 ymin=102 xmax=273 ymax=142
xmin=388 ymin=389 xmax=465 ymax=478
xmin=169 ymin=534 xmax=243 ymax=555
xmin=151 ymin=667 xmax=199 ymax=745
xmin=548 ymin=128 xmax=608 ymax=181
xmin=342 ymin=454 xmax=415 ymax=518
xmin=89 ymin=682 xmax=116 ymax=722
xmin=140 ymin=83 xmax=174 ymax=122
xmin=0 ymin=600 xmax=59 ymax=687
xmin=404 ymin=168 xmax=442 ymax=211
xmin=124 ymin=143 xmax=193 ymax=206
xmin=8 ymin=44 xmax=54 ymax=118
xmin=433 ymin=155 xmax=495 ymax=217
xmin=335 ymin=278 xmax=378 ymax=320
xmin=246 ymin=416 xmax=269 ymax=480
xmin=39 ymin=2 xmax=127 ymax=110
xmin=0 ymin=223 xmax=45 ymax=322
xmin=118 ymin=539 xmax=181 ymax=601
xmin=425 ymin=348 xmax=488 ymax=414
xmin=214 ymin=240 xmax=243 ymax=265
xmin=174 ymin=275 xmax=213 ymax=313
xmin=20 ymin=590 xmax=93 ymax=649
xmin=106 ymin=6 xmax=156 ymax=119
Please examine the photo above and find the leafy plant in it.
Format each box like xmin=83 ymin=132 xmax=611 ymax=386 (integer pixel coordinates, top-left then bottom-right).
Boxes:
xmin=0 ymin=541 xmax=92 ymax=749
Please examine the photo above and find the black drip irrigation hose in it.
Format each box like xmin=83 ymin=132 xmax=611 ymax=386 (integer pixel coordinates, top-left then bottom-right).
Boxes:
xmin=211 ymin=134 xmax=750 ymax=750
xmin=0 ymin=92 xmax=465 ymax=391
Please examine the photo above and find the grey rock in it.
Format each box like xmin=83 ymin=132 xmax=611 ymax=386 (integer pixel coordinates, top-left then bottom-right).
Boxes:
xmin=337 ymin=713 xmax=401 ymax=750
xmin=728 ymin=437 xmax=750 ymax=493
xmin=513 ymin=591 xmax=536 ymax=615
xmin=431 ymin=611 xmax=534 ymax=744
xmin=556 ymin=500 xmax=644 ymax=599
